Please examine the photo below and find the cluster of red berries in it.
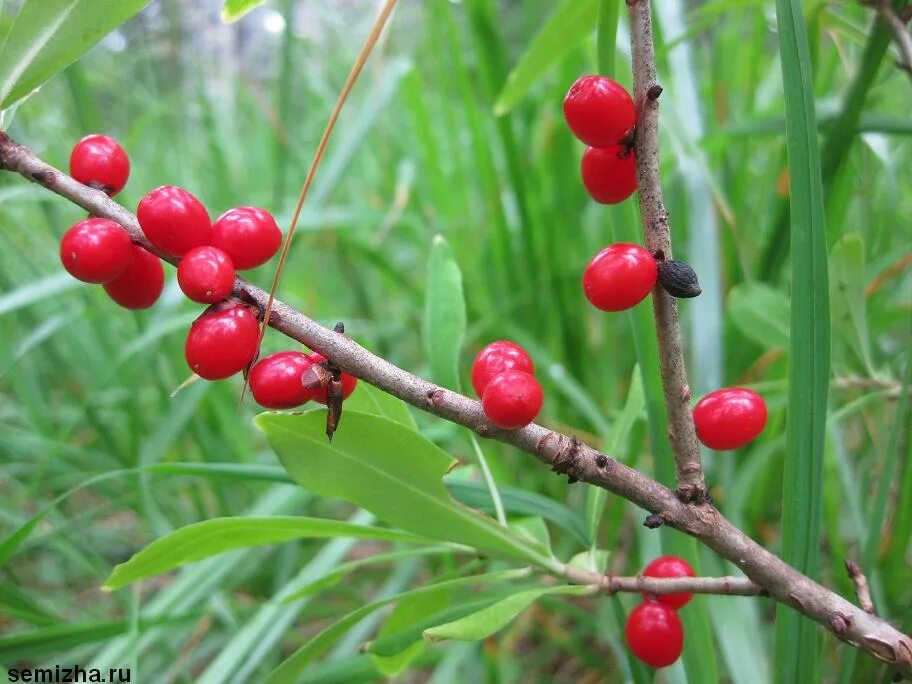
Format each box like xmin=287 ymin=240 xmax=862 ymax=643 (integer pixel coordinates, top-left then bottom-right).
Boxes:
xmin=563 ymin=75 xmax=637 ymax=205
xmin=625 ymin=555 xmax=695 ymax=668
xmin=471 ymin=341 xmax=542 ymax=430
xmin=60 ymin=133 xmax=356 ymax=409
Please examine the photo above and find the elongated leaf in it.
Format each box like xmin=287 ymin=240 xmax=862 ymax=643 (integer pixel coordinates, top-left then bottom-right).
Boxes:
xmin=829 ymin=234 xmax=874 ymax=373
xmin=221 ymin=0 xmax=267 ymax=22
xmin=423 ymin=585 xmax=591 ymax=642
xmin=372 ymin=586 xmax=451 ymax=676
xmin=0 ymin=272 xmax=79 ymax=317
xmin=494 ymin=0 xmax=599 ymax=115
xmin=344 ymin=381 xmax=417 ymax=430
xmin=727 ymin=283 xmax=790 ymax=350
xmin=423 ymin=235 xmax=466 ymax=391
xmin=256 ymin=410 xmax=554 ymax=567
xmin=105 ymin=517 xmax=429 ymax=589
xmin=0 ymin=0 xmax=150 ymax=109
xmin=774 ymin=1 xmax=831 ymax=681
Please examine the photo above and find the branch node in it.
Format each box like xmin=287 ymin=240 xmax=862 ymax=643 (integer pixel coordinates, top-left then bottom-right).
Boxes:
xmin=594 ymin=453 xmax=609 ymax=468
xmin=647 ymin=84 xmax=663 ymax=100
xmin=643 ymin=513 xmax=665 ymax=529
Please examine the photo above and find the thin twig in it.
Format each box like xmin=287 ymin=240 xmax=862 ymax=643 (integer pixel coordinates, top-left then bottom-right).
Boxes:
xmin=846 ymin=559 xmax=877 ymax=615
xmin=626 ymin=0 xmax=707 ymax=503
xmin=562 ymin=565 xmax=765 ymax=597
xmin=865 ymin=0 xmax=912 ymax=83
xmin=2 ymin=135 xmax=911 ymax=676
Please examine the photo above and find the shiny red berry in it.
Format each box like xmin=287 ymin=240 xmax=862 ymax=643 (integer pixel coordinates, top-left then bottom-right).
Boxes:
xmin=470 ymin=340 xmax=535 ymax=397
xmin=583 ymin=243 xmax=657 ymax=312
xmin=212 ymin=207 xmax=282 ymax=270
xmin=59 ymin=218 xmax=133 ymax=283
xmin=625 ymin=601 xmax=684 ymax=669
xmin=137 ymin=185 xmax=213 ymax=258
xmin=692 ymin=387 xmax=767 ymax=450
xmin=305 ymin=352 xmax=358 ymax=404
xmin=69 ymin=134 xmax=130 ymax=196
xmin=563 ymin=75 xmax=636 ymax=148
xmin=642 ymin=556 xmax=696 ymax=609
xmin=249 ymin=351 xmax=317 ymax=409
xmin=177 ymin=245 xmax=235 ymax=304
xmin=185 ymin=303 xmax=260 ymax=380
xmin=103 ymin=245 xmax=165 ymax=309
xmin=581 ymin=146 xmax=637 ymax=205
xmin=481 ymin=370 xmax=543 ymax=430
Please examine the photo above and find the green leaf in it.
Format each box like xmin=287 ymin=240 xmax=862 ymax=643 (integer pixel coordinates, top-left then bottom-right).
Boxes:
xmin=0 ymin=0 xmax=151 ymax=109
xmin=727 ymin=283 xmax=790 ymax=350
xmin=423 ymin=585 xmax=591 ymax=642
xmin=343 ymin=381 xmax=417 ymax=430
xmin=256 ymin=410 xmax=554 ymax=567
xmin=829 ymin=234 xmax=874 ymax=374
xmin=371 ymin=586 xmax=451 ymax=676
xmin=493 ymin=0 xmax=599 ymax=116
xmin=774 ymin=1 xmax=831 ymax=681
xmin=423 ymin=235 xmax=466 ymax=391
xmin=220 ymin=0 xmax=267 ymax=23
xmin=104 ymin=517 xmax=429 ymax=590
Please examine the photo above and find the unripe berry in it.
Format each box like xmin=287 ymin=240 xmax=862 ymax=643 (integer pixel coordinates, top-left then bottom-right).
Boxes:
xmin=563 ymin=75 xmax=636 ymax=148
xmin=177 ymin=245 xmax=236 ymax=304
xmin=184 ymin=302 xmax=260 ymax=380
xmin=580 ymin=146 xmax=637 ymax=205
xmin=692 ymin=387 xmax=767 ymax=450
xmin=625 ymin=601 xmax=684 ymax=669
xmin=249 ymin=351 xmax=317 ymax=409
xmin=642 ymin=556 xmax=696 ymax=609
xmin=582 ymin=243 xmax=657 ymax=312
xmin=60 ymin=218 xmax=133 ymax=283
xmin=471 ymin=340 xmax=535 ymax=397
xmin=137 ymin=185 xmax=212 ymax=258
xmin=69 ymin=134 xmax=130 ymax=196
xmin=212 ymin=207 xmax=282 ymax=270
xmin=481 ymin=370 xmax=543 ymax=430
xmin=103 ymin=245 xmax=164 ymax=309
xmin=305 ymin=352 xmax=358 ymax=404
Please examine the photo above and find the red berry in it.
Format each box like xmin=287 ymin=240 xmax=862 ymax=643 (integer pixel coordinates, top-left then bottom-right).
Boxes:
xmin=59 ymin=218 xmax=133 ymax=283
xmin=692 ymin=387 xmax=767 ymax=450
xmin=563 ymin=75 xmax=636 ymax=148
xmin=471 ymin=340 xmax=535 ymax=397
xmin=249 ymin=351 xmax=318 ymax=409
xmin=185 ymin=303 xmax=260 ymax=380
xmin=583 ymin=243 xmax=657 ymax=312
xmin=177 ymin=245 xmax=236 ymax=304
xmin=103 ymin=245 xmax=164 ymax=309
xmin=642 ymin=556 xmax=696 ymax=609
xmin=137 ymin=185 xmax=213 ymax=258
xmin=305 ymin=352 xmax=358 ymax=404
xmin=212 ymin=207 xmax=282 ymax=270
xmin=69 ymin=134 xmax=130 ymax=196
xmin=581 ymin=146 xmax=637 ymax=205
xmin=625 ymin=601 xmax=684 ymax=669
xmin=481 ymin=370 xmax=543 ymax=430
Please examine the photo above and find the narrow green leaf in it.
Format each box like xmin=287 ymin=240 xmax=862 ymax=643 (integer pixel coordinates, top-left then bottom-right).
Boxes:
xmin=104 ymin=517 xmax=429 ymax=590
xmin=0 ymin=272 xmax=79 ymax=317
xmin=371 ymin=586 xmax=451 ymax=676
xmin=221 ymin=0 xmax=267 ymax=23
xmin=597 ymin=0 xmax=620 ymax=76
xmin=774 ymin=1 xmax=831 ymax=681
xmin=829 ymin=235 xmax=874 ymax=374
xmin=727 ymin=283 xmax=790 ymax=350
xmin=493 ymin=0 xmax=599 ymax=116
xmin=0 ymin=0 xmax=151 ymax=109
xmin=423 ymin=585 xmax=591 ymax=642
xmin=423 ymin=235 xmax=466 ymax=391
xmin=256 ymin=410 xmax=554 ymax=567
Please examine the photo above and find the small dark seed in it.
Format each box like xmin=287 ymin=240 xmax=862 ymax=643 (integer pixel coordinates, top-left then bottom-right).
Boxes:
xmin=658 ymin=259 xmax=702 ymax=299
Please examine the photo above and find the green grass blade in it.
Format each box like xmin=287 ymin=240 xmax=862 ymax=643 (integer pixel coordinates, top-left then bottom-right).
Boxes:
xmin=773 ymin=1 xmax=831 ymax=682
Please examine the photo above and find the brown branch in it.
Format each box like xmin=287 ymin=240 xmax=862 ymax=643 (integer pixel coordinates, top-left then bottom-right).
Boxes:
xmin=2 ymin=133 xmax=912 ymax=677
xmin=562 ymin=566 xmax=765 ymax=597
xmin=626 ymin=0 xmax=707 ymax=503
xmin=865 ymin=0 xmax=912 ymax=82
xmin=846 ymin=559 xmax=877 ymax=615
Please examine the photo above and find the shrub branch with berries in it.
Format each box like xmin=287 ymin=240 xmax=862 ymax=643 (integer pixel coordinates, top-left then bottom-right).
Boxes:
xmin=1 ymin=0 xmax=910 ymax=679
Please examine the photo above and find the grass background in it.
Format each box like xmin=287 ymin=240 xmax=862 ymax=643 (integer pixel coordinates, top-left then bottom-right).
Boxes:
xmin=0 ymin=0 xmax=910 ymax=681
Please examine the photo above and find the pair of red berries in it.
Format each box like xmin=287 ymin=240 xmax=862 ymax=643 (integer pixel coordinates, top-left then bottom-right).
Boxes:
xmin=693 ymin=387 xmax=767 ymax=450
xmin=248 ymin=350 xmax=358 ymax=409
xmin=471 ymin=341 xmax=542 ymax=430
xmin=563 ymin=75 xmax=637 ymax=205
xmin=625 ymin=556 xmax=695 ymax=668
